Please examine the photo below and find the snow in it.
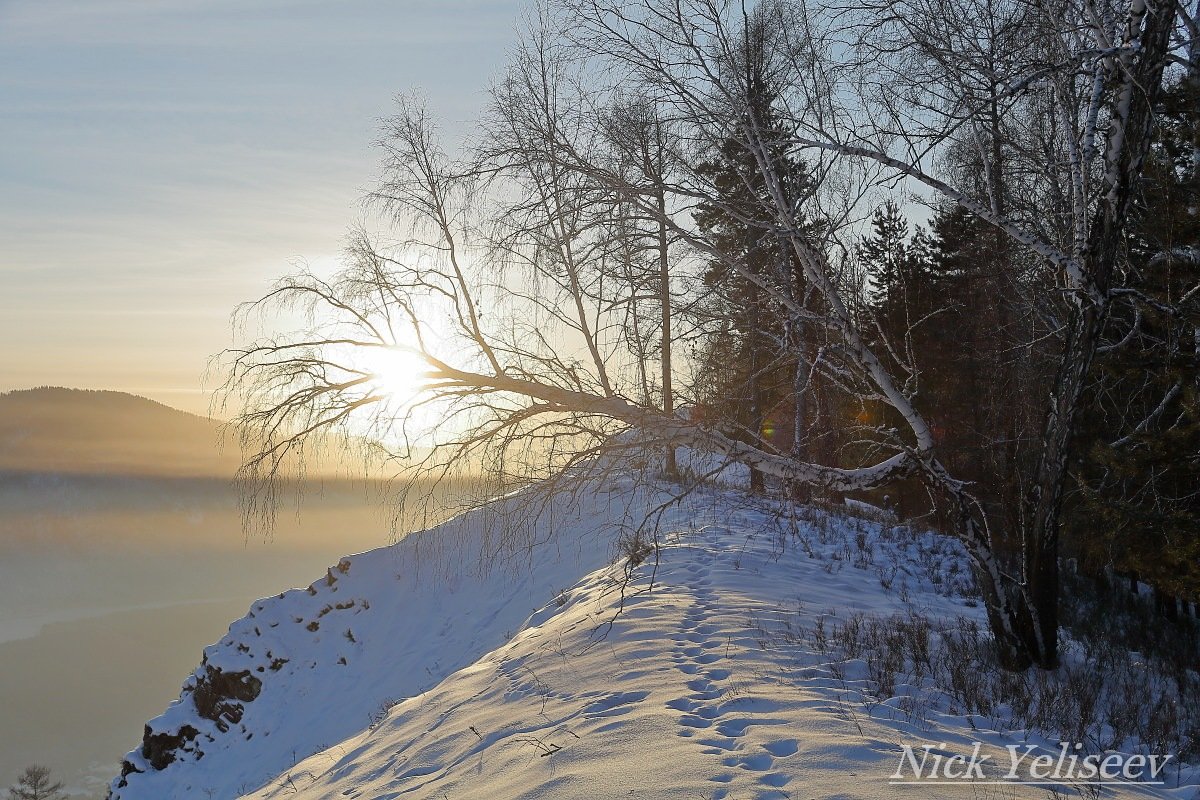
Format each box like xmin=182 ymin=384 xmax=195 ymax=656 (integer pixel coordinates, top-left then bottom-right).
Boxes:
xmin=108 ymin=474 xmax=667 ymax=800
xmin=110 ymin=469 xmax=1198 ymax=800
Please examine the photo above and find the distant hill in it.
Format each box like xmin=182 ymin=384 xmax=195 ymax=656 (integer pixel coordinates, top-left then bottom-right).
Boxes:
xmin=0 ymin=387 xmax=238 ymax=477
xmin=0 ymin=387 xmax=463 ymax=553
xmin=0 ymin=387 xmax=414 ymax=553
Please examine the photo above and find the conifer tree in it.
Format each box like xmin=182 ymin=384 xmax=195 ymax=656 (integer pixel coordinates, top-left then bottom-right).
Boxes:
xmin=1066 ymin=74 xmax=1200 ymax=609
xmin=693 ymin=13 xmax=820 ymax=492
xmin=7 ymin=766 xmax=64 ymax=800
xmin=857 ymin=201 xmax=932 ymax=354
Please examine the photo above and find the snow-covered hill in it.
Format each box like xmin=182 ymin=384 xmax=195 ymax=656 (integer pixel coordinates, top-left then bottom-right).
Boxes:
xmin=111 ymin=471 xmax=1198 ymax=800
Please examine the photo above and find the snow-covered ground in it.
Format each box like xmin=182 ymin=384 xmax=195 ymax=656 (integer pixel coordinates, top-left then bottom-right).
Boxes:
xmin=110 ymin=470 xmax=1198 ymax=800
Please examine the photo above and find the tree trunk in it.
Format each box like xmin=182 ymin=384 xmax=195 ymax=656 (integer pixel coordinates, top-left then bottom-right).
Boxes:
xmin=748 ymin=355 xmax=766 ymax=494
xmin=657 ymin=182 xmax=677 ymax=478
xmin=1013 ymin=0 xmax=1175 ymax=670
xmin=789 ymin=358 xmax=810 ymax=502
xmin=1155 ymin=588 xmax=1179 ymax=620
xmin=745 ymin=281 xmax=766 ymax=495
xmin=937 ymin=478 xmax=1038 ymax=670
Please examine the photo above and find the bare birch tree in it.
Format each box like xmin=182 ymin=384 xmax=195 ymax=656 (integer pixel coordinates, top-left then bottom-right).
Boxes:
xmin=224 ymin=0 xmax=1191 ymax=669
xmin=590 ymin=0 xmax=1181 ymax=667
xmin=599 ymin=98 xmax=681 ymax=475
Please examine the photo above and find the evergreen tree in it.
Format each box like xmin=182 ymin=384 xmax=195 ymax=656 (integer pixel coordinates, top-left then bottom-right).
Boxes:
xmin=857 ymin=201 xmax=936 ymax=355
xmin=692 ymin=13 xmax=821 ymax=492
xmin=853 ymin=202 xmax=943 ymax=514
xmin=860 ymin=202 xmax=913 ymax=298
xmin=929 ymin=191 xmax=1058 ymax=552
xmin=7 ymin=766 xmax=64 ymax=800
xmin=854 ymin=196 xmax=1050 ymax=538
xmin=1066 ymin=74 xmax=1200 ymax=609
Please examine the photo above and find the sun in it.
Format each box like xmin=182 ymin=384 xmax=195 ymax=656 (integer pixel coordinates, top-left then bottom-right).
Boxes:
xmin=331 ymin=341 xmax=444 ymax=446
xmin=358 ymin=345 xmax=433 ymax=403
xmin=324 ymin=338 xmax=448 ymax=445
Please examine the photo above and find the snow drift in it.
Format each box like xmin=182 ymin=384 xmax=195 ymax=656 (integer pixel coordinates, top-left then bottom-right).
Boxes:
xmin=110 ymin=469 xmax=1197 ymax=799
xmin=109 ymin=474 xmax=664 ymax=799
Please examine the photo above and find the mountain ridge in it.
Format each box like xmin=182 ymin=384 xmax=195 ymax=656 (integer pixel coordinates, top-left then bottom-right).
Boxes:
xmin=0 ymin=386 xmax=235 ymax=477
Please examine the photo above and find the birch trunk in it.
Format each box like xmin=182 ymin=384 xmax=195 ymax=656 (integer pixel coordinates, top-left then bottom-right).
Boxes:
xmin=1015 ymin=0 xmax=1175 ymax=668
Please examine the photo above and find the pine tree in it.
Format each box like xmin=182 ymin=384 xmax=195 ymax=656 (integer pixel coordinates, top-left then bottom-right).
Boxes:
xmin=853 ymin=202 xmax=944 ymax=513
xmin=857 ymin=201 xmax=935 ymax=353
xmin=692 ymin=14 xmax=821 ymax=492
xmin=1065 ymin=74 xmax=1200 ymax=608
xmin=854 ymin=196 xmax=1051 ymax=536
xmin=7 ymin=766 xmax=64 ymax=800
xmin=860 ymin=202 xmax=912 ymax=299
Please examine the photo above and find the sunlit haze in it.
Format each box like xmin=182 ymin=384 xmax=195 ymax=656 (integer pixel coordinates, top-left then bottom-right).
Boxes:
xmin=0 ymin=1 xmax=518 ymax=416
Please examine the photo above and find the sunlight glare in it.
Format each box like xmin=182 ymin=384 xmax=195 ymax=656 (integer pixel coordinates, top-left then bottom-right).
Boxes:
xmin=362 ymin=346 xmax=433 ymax=403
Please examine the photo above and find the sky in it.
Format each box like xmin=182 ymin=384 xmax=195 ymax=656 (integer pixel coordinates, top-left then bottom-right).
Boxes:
xmin=1 ymin=0 xmax=521 ymax=416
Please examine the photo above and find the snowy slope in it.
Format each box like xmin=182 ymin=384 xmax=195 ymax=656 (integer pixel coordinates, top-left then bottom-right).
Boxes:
xmin=112 ymin=471 xmax=1198 ymax=800
xmin=109 ymin=474 xmax=671 ymax=800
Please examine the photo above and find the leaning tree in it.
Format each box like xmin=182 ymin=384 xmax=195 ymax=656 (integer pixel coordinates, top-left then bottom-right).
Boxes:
xmin=224 ymin=0 xmax=1194 ymax=670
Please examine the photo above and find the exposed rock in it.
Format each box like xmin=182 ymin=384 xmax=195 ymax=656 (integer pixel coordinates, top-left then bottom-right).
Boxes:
xmin=192 ymin=665 xmax=262 ymax=732
xmin=142 ymin=723 xmax=200 ymax=770
xmin=116 ymin=664 xmax=263 ymax=784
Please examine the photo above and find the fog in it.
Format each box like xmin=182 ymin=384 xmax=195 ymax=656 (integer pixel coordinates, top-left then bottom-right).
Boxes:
xmin=0 ymin=473 xmax=490 ymax=797
xmin=0 ymin=390 xmax=481 ymax=797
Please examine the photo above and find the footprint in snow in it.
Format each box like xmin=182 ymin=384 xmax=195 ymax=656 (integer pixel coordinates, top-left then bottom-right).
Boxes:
xmin=666 ymin=697 xmax=701 ymax=713
xmin=753 ymin=789 xmax=791 ymax=800
xmin=582 ymin=690 xmax=649 ymax=718
xmin=759 ymin=772 xmax=791 ymax=787
xmin=697 ymin=736 xmax=739 ymax=752
xmin=734 ymin=752 xmax=774 ymax=771
xmin=394 ymin=763 xmax=439 ymax=781
xmin=761 ymin=738 xmax=799 ymax=757
xmin=714 ymin=717 xmax=790 ymax=737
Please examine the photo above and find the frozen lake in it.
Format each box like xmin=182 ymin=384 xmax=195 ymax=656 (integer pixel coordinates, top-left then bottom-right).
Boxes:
xmin=0 ymin=472 xmax=481 ymax=797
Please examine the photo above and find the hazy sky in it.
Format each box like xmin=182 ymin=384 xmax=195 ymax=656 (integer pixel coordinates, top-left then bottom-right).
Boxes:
xmin=1 ymin=0 xmax=520 ymax=415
